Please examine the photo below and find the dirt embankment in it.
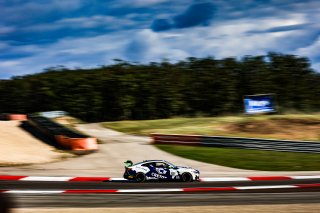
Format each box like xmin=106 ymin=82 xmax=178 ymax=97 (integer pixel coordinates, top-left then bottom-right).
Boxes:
xmin=225 ymin=118 xmax=320 ymax=141
xmin=0 ymin=121 xmax=71 ymax=166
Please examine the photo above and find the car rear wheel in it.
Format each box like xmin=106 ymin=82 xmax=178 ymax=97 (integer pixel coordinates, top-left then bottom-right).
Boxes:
xmin=135 ymin=173 xmax=146 ymax=182
xmin=181 ymin=172 xmax=193 ymax=182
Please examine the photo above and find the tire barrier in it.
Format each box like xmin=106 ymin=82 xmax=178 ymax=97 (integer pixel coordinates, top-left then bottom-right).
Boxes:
xmin=28 ymin=115 xmax=98 ymax=151
xmin=55 ymin=135 xmax=98 ymax=151
xmin=151 ymin=134 xmax=320 ymax=153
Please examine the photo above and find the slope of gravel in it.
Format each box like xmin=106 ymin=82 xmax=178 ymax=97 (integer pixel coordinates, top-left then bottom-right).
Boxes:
xmin=0 ymin=121 xmax=68 ymax=166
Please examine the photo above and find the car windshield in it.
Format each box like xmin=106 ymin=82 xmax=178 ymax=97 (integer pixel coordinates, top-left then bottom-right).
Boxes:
xmin=164 ymin=161 xmax=176 ymax=168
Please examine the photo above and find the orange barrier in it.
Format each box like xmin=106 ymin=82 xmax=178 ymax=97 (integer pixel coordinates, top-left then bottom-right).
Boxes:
xmin=55 ymin=135 xmax=98 ymax=151
xmin=7 ymin=114 xmax=27 ymax=121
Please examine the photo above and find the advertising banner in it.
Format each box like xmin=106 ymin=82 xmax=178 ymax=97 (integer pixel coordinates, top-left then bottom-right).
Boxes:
xmin=244 ymin=94 xmax=276 ymax=114
xmin=40 ymin=111 xmax=67 ymax=118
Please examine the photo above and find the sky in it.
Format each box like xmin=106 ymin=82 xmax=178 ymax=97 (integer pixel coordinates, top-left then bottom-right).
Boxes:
xmin=1 ymin=0 xmax=320 ymax=79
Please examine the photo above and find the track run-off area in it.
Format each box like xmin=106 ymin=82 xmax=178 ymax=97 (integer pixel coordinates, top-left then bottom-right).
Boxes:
xmin=1 ymin=122 xmax=320 ymax=211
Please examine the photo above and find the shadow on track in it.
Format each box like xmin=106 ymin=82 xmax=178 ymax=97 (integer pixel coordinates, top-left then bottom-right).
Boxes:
xmin=0 ymin=194 xmax=14 ymax=213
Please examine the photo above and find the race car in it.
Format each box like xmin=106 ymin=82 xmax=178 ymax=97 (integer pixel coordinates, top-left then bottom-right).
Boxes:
xmin=123 ymin=160 xmax=200 ymax=182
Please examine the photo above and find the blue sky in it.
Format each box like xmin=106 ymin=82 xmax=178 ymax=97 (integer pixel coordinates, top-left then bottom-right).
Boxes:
xmin=1 ymin=0 xmax=320 ymax=79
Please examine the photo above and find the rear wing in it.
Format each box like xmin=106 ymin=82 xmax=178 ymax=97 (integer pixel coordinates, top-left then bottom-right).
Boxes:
xmin=124 ymin=160 xmax=133 ymax=168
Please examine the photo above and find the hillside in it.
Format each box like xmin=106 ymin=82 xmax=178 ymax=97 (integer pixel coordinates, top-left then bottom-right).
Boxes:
xmin=0 ymin=121 xmax=71 ymax=166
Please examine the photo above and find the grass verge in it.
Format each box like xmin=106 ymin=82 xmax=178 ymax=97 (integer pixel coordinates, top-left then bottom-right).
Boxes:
xmin=156 ymin=144 xmax=320 ymax=171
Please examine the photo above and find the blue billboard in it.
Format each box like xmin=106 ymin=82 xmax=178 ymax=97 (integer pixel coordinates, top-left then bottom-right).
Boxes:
xmin=244 ymin=94 xmax=276 ymax=114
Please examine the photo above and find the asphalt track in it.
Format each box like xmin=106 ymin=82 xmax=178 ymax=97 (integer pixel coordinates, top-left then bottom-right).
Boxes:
xmin=1 ymin=179 xmax=320 ymax=208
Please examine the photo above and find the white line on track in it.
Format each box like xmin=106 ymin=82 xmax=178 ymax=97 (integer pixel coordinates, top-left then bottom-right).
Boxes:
xmin=291 ymin=175 xmax=320 ymax=179
xmin=200 ymin=177 xmax=250 ymax=182
xmin=20 ymin=176 xmax=73 ymax=181
xmin=5 ymin=190 xmax=65 ymax=194
xmin=118 ymin=189 xmax=183 ymax=193
xmin=109 ymin=178 xmax=127 ymax=181
xmin=236 ymin=185 xmax=297 ymax=190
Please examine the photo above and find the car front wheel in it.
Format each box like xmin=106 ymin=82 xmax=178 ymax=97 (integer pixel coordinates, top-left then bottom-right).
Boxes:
xmin=181 ymin=172 xmax=193 ymax=182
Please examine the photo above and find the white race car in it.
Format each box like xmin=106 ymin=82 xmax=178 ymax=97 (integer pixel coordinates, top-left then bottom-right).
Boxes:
xmin=123 ymin=160 xmax=200 ymax=182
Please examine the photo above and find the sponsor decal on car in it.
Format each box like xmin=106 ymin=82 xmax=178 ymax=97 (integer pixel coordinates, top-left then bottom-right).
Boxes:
xmin=151 ymin=172 xmax=167 ymax=179
xmin=156 ymin=168 xmax=167 ymax=175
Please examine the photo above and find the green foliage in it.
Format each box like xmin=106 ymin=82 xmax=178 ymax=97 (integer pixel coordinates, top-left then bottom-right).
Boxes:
xmin=156 ymin=144 xmax=320 ymax=171
xmin=0 ymin=53 xmax=319 ymax=121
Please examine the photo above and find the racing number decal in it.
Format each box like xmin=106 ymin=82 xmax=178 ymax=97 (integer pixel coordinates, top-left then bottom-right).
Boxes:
xmin=156 ymin=168 xmax=167 ymax=175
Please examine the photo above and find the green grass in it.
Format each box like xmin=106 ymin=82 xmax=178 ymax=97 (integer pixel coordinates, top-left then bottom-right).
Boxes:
xmin=156 ymin=144 xmax=320 ymax=171
xmin=102 ymin=114 xmax=320 ymax=170
xmin=101 ymin=115 xmax=262 ymax=135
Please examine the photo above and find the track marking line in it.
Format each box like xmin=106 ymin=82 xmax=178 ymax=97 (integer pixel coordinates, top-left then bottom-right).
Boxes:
xmin=294 ymin=183 xmax=320 ymax=188
xmin=200 ymin=177 xmax=250 ymax=182
xmin=1 ymin=175 xmax=320 ymax=182
xmin=236 ymin=185 xmax=297 ymax=190
xmin=1 ymin=183 xmax=320 ymax=194
xmin=0 ymin=175 xmax=27 ymax=181
xmin=70 ymin=177 xmax=110 ymax=182
xmin=248 ymin=176 xmax=292 ymax=181
xmin=291 ymin=175 xmax=320 ymax=179
xmin=65 ymin=189 xmax=118 ymax=193
xmin=183 ymin=187 xmax=236 ymax=192
xmin=5 ymin=190 xmax=64 ymax=194
xmin=20 ymin=176 xmax=72 ymax=181
xmin=118 ymin=189 xmax=183 ymax=193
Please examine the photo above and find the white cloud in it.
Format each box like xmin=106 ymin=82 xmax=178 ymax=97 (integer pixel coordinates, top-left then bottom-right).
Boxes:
xmin=0 ymin=26 xmax=15 ymax=34
xmin=25 ymin=15 xmax=137 ymax=32
xmin=0 ymin=31 xmax=132 ymax=78
xmin=2 ymin=4 xmax=320 ymax=78
xmin=125 ymin=29 xmax=188 ymax=62
xmin=0 ymin=42 xmax=9 ymax=50
xmin=0 ymin=61 xmax=21 ymax=67
xmin=116 ymin=0 xmax=171 ymax=7
xmin=295 ymin=36 xmax=320 ymax=57
xmin=142 ymin=14 xmax=309 ymax=59
xmin=0 ymin=0 xmax=84 ymax=24
xmin=295 ymin=36 xmax=320 ymax=71
xmin=57 ymin=16 xmax=135 ymax=29
xmin=50 ymin=0 xmax=84 ymax=10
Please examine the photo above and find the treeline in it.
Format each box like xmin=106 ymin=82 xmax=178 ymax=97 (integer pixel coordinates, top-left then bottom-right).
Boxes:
xmin=0 ymin=53 xmax=319 ymax=122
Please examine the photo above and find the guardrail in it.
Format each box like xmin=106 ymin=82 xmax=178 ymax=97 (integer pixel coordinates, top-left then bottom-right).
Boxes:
xmin=151 ymin=134 xmax=320 ymax=153
xmin=28 ymin=115 xmax=98 ymax=151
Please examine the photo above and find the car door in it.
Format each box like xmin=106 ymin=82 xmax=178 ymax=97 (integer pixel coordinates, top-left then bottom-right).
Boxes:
xmin=155 ymin=162 xmax=171 ymax=180
xmin=141 ymin=163 xmax=156 ymax=179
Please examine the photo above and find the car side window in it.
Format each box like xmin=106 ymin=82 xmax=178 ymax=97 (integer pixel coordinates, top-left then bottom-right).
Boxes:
xmin=155 ymin=162 xmax=170 ymax=168
xmin=142 ymin=163 xmax=155 ymax=167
